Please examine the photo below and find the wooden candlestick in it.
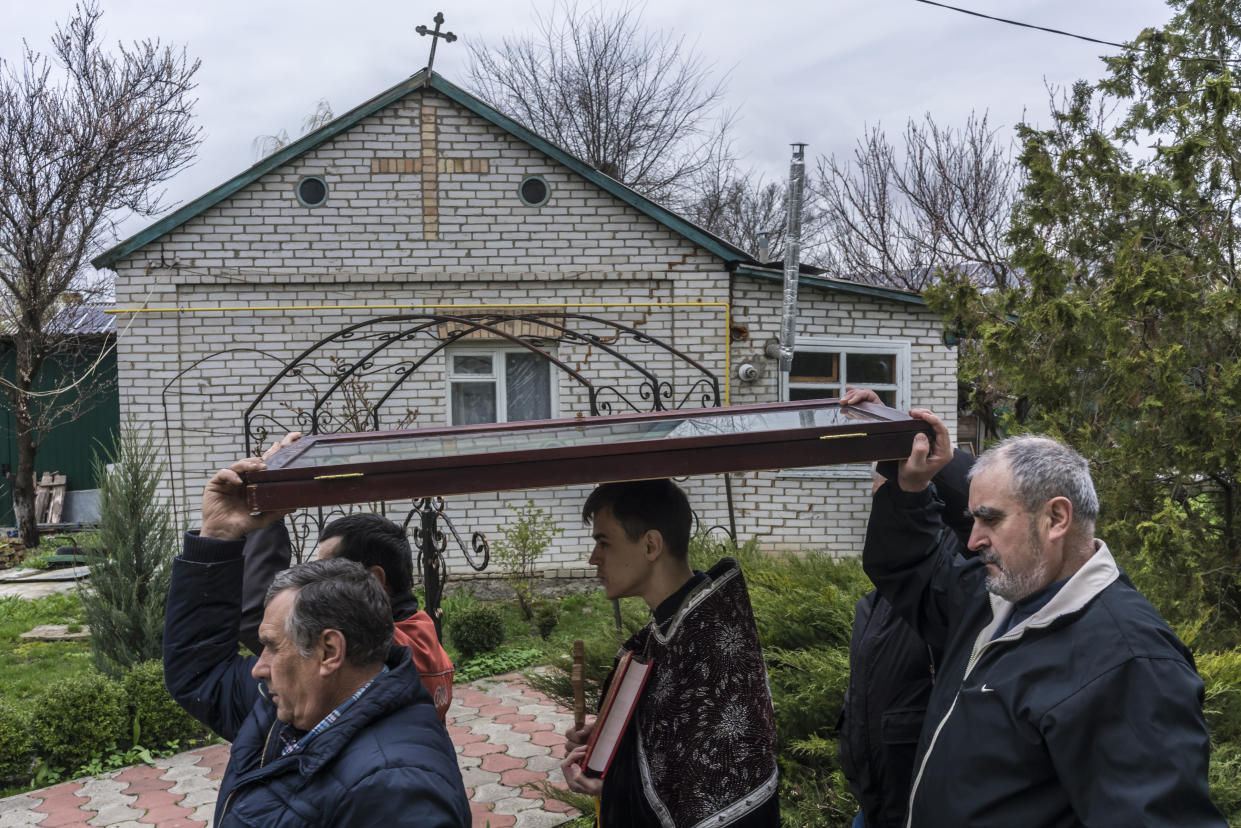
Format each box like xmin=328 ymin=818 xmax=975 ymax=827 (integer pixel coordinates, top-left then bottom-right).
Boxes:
xmin=572 ymin=639 xmax=585 ymax=731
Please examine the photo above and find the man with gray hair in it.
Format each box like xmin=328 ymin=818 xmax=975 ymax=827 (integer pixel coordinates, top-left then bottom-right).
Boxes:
xmin=853 ymin=393 xmax=1224 ymax=826
xmin=163 ymin=456 xmax=470 ymax=827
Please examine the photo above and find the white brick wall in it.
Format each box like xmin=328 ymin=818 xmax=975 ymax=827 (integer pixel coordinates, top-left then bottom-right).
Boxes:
xmin=719 ymin=278 xmax=958 ymax=555
xmin=109 ymin=85 xmax=956 ymax=574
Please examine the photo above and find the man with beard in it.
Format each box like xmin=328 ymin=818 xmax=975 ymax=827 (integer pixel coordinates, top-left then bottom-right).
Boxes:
xmin=861 ymin=403 xmax=1223 ymax=827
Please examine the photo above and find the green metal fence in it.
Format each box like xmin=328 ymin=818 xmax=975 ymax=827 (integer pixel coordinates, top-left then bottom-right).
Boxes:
xmin=0 ymin=343 xmax=119 ymax=526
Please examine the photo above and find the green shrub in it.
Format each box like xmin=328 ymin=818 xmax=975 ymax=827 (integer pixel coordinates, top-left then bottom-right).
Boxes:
xmin=493 ymin=502 xmax=562 ymax=620
xmin=533 ymin=601 xmax=560 ymax=639
xmin=79 ymin=429 xmax=178 ymax=676
xmin=455 ymin=646 xmax=544 ymax=683
xmin=447 ymin=604 xmax=505 ymax=659
xmin=525 ymin=599 xmax=649 ymax=710
xmin=16 ymin=554 xmax=55 ymax=571
xmin=1208 ymin=740 xmax=1241 ymax=825
xmin=122 ymin=660 xmax=203 ymax=748
xmin=1197 ymin=648 xmax=1241 ymax=745
xmin=440 ymin=586 xmax=478 ymax=618
xmin=30 ymin=672 xmax=127 ymax=770
xmin=0 ymin=700 xmax=33 ymax=781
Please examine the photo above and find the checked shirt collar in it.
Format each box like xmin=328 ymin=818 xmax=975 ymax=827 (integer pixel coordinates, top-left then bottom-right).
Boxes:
xmin=279 ymin=665 xmax=389 ymax=757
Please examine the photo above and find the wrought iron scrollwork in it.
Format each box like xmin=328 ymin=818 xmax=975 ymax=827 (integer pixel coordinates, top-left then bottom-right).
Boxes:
xmin=403 ymin=497 xmax=490 ymax=640
xmin=404 ymin=497 xmax=490 ymax=574
xmin=243 ymin=311 xmax=725 ymax=454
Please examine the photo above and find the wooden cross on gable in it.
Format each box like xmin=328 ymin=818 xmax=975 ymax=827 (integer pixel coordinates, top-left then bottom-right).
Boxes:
xmin=416 ymin=12 xmax=456 ymax=73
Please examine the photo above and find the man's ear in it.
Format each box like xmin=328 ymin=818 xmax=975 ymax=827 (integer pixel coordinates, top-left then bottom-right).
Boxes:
xmin=643 ymin=529 xmax=665 ymax=562
xmin=1045 ymin=496 xmax=1074 ymax=542
xmin=319 ymin=629 xmax=347 ymax=676
xmin=367 ymin=565 xmax=388 ymax=591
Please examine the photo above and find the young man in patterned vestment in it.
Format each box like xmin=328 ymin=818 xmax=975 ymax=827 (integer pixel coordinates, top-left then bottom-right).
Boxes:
xmin=561 ymin=479 xmax=779 ymax=827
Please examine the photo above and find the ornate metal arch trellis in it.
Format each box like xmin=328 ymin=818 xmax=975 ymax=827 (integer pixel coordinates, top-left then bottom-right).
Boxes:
xmin=237 ymin=311 xmax=736 ymax=632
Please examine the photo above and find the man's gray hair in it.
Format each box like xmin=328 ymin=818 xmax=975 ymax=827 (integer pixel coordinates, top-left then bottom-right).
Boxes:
xmin=968 ymin=435 xmax=1100 ymax=521
xmin=265 ymin=557 xmax=393 ymax=667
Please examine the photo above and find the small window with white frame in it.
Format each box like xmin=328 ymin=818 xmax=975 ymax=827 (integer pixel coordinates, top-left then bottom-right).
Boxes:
xmin=447 ymin=347 xmax=555 ymax=425
xmin=782 ymin=338 xmax=910 ymax=409
xmin=780 ymin=338 xmax=910 ymax=478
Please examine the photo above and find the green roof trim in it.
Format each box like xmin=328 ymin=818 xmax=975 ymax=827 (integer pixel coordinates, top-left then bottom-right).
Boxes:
xmin=93 ymin=70 xmax=753 ymax=270
xmin=733 ymin=265 xmax=928 ymax=307
xmin=94 ymin=70 xmax=438 ymax=269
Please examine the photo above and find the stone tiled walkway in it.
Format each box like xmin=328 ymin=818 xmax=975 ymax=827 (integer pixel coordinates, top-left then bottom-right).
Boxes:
xmin=0 ymin=673 xmax=581 ymax=828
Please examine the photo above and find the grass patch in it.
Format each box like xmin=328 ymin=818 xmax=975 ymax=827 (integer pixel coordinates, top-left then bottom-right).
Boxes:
xmin=13 ymin=532 xmax=100 ymax=569
xmin=0 ymin=593 xmax=91 ymax=706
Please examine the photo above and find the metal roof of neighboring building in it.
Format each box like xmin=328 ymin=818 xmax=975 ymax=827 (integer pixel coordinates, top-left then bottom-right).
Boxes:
xmin=0 ymin=303 xmax=116 ymax=339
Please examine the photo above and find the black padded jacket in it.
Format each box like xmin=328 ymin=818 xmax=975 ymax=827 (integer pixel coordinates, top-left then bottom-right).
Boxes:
xmin=838 ymin=591 xmax=935 ymax=828
xmin=863 ymin=482 xmax=1225 ymax=828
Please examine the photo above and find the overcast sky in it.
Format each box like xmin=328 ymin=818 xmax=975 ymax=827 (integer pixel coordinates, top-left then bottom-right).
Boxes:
xmin=6 ymin=0 xmax=1175 ymax=251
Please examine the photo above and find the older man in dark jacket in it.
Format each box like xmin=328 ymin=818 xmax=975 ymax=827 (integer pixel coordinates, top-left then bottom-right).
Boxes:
xmin=857 ymin=398 xmax=1224 ymax=828
xmin=164 ymin=456 xmax=470 ymax=827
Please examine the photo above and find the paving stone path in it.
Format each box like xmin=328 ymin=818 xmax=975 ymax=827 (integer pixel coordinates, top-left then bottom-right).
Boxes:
xmin=0 ymin=673 xmax=581 ymax=828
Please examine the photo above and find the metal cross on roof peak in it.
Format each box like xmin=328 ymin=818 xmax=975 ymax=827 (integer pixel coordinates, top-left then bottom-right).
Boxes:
xmin=416 ymin=12 xmax=457 ymax=74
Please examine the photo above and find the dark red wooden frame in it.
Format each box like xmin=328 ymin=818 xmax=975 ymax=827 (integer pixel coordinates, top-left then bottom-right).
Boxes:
xmin=242 ymin=398 xmax=930 ymax=512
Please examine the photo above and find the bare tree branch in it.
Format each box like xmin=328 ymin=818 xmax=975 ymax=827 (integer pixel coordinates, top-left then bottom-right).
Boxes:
xmin=0 ymin=1 xmax=200 ymax=545
xmin=251 ymin=98 xmax=335 ymax=161
xmin=814 ymin=112 xmax=1023 ymax=290
xmin=467 ymin=0 xmax=732 ymax=205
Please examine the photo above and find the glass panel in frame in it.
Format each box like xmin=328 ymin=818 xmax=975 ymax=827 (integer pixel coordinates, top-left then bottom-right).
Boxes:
xmin=453 ymin=354 xmax=493 ymax=375
xmin=277 ymin=402 xmax=891 ymax=469
xmin=451 ymin=382 xmax=496 ymax=425
xmin=848 ymin=353 xmax=896 ymax=384
xmin=505 ymin=352 xmax=551 ymax=421
xmin=244 ymin=399 xmax=932 ymax=512
xmin=788 ymin=351 xmax=839 ymax=384
xmin=789 ymin=386 xmax=840 ymax=402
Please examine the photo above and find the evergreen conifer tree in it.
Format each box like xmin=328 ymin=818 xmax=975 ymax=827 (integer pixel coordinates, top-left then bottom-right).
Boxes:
xmin=79 ymin=430 xmax=178 ymax=676
xmin=927 ymin=0 xmax=1241 ymax=647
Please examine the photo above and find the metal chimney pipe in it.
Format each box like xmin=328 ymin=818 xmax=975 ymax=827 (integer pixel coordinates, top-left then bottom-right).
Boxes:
xmin=779 ymin=144 xmax=807 ymax=373
xmin=757 ymin=231 xmax=770 ymax=264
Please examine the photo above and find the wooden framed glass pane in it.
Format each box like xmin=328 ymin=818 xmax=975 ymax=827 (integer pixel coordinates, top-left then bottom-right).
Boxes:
xmin=789 ymin=351 xmax=838 ymax=384
xmin=848 ymin=353 xmax=895 ymax=384
xmin=244 ymin=399 xmax=932 ymax=512
xmin=875 ymin=389 xmax=897 ymax=407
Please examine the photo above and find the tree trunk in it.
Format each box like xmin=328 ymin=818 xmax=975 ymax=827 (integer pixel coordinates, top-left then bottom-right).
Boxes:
xmin=12 ymin=412 xmax=38 ymax=550
xmin=11 ymin=342 xmax=40 ymax=549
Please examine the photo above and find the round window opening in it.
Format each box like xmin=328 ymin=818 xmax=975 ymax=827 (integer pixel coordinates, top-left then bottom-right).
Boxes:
xmin=297 ymin=176 xmax=328 ymax=207
xmin=519 ymin=176 xmax=550 ymax=207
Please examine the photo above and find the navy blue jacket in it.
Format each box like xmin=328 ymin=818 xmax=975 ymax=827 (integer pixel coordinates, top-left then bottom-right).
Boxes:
xmin=864 ymin=482 xmax=1225 ymax=828
xmin=164 ymin=533 xmax=470 ymax=827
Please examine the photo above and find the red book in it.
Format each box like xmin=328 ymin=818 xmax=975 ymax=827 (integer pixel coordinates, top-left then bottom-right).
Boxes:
xmin=582 ymin=651 xmax=654 ymax=777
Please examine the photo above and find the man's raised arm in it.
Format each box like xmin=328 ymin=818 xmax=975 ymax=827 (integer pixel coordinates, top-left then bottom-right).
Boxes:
xmin=163 ymin=457 xmax=290 ymax=741
xmin=848 ymin=392 xmax=978 ymax=649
